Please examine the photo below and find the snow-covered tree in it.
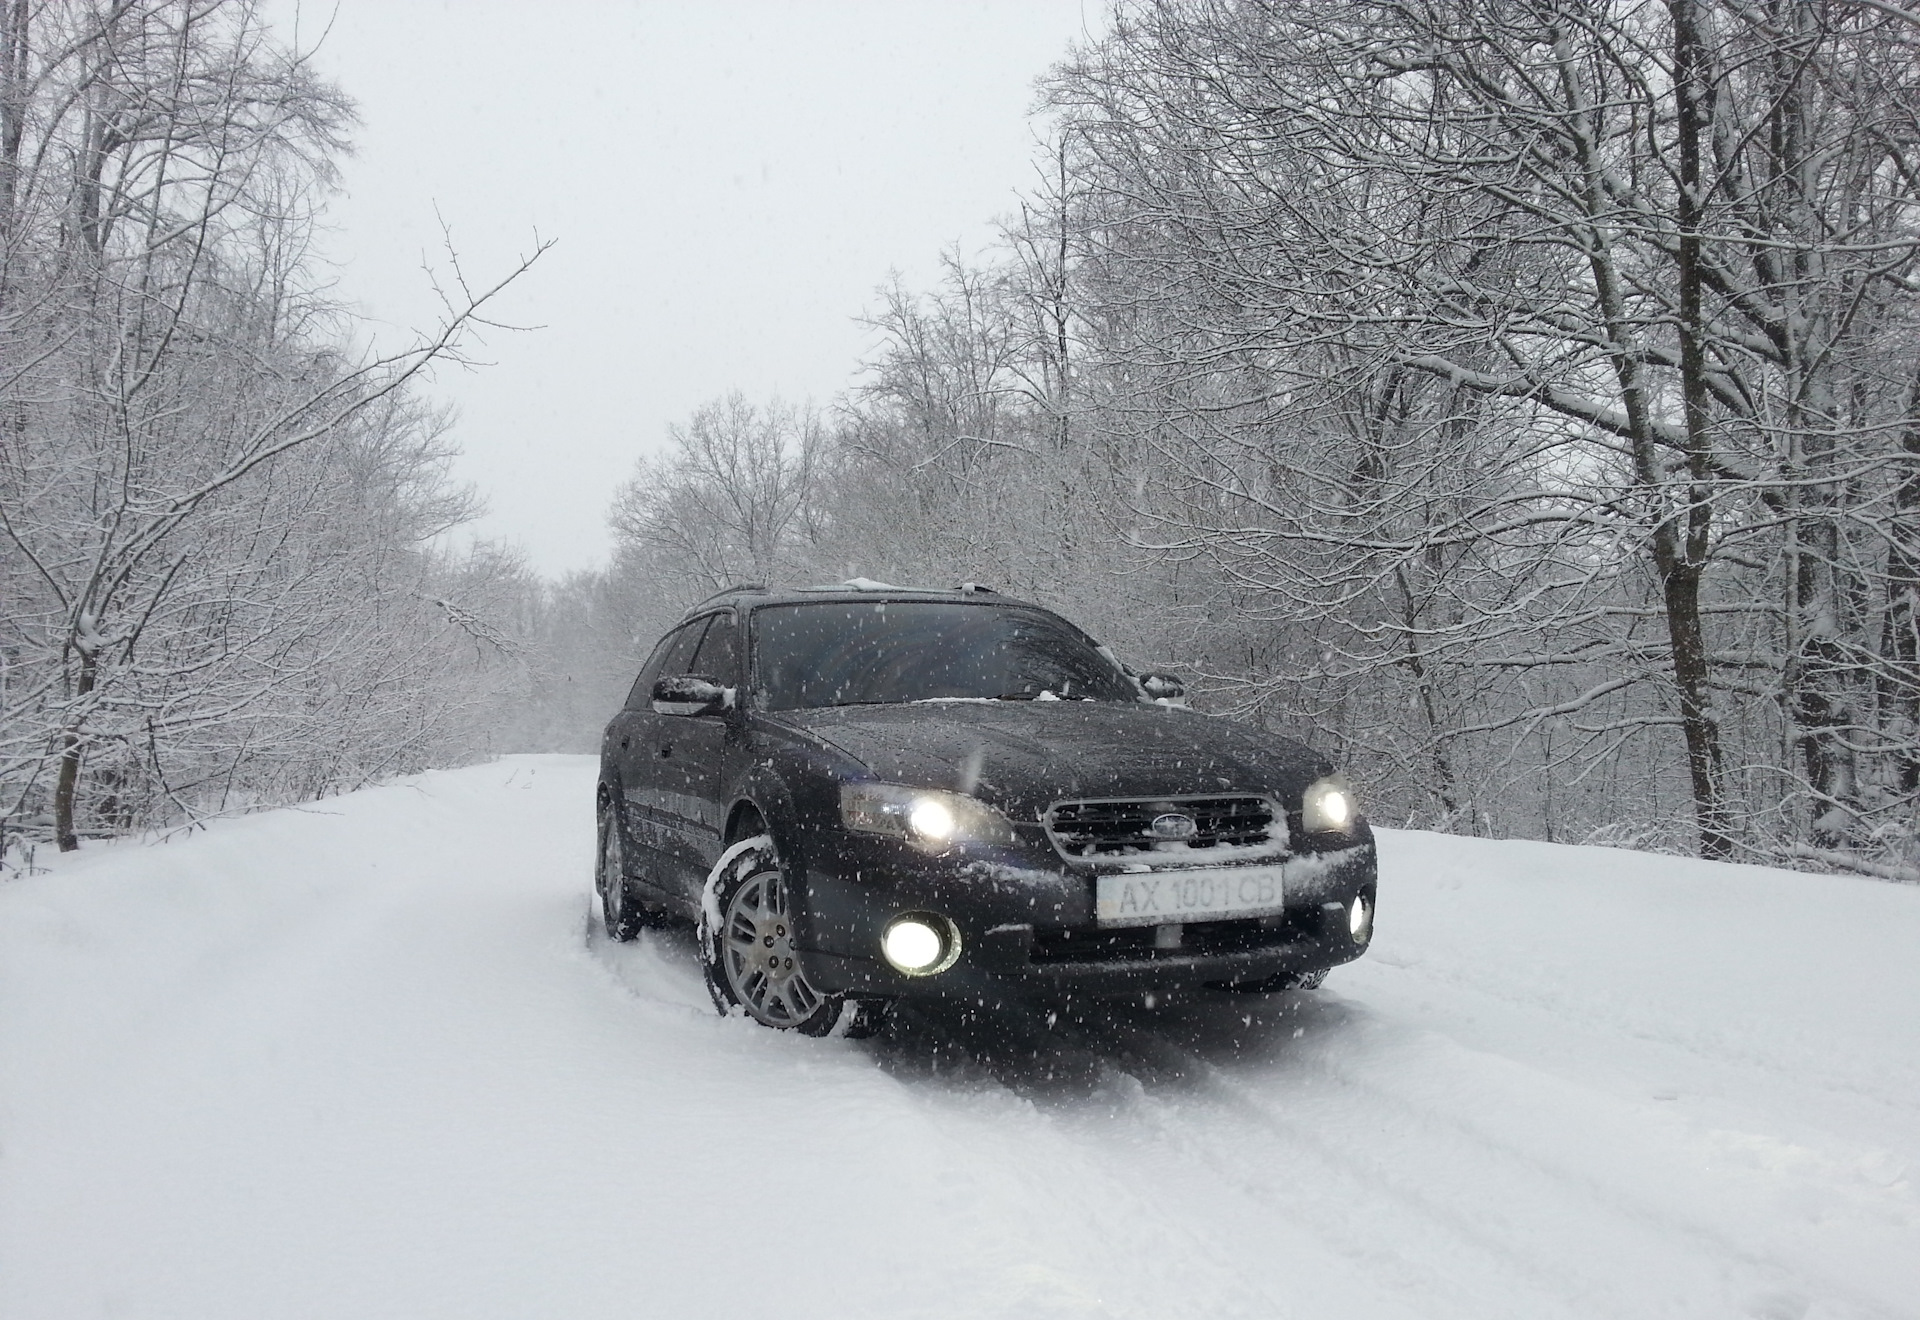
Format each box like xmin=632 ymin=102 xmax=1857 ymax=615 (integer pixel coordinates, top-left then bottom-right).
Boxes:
xmin=0 ymin=1 xmax=542 ymax=852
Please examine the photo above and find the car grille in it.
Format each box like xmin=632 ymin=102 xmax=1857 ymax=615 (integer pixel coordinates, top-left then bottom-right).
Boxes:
xmin=1044 ymin=795 xmax=1281 ymax=860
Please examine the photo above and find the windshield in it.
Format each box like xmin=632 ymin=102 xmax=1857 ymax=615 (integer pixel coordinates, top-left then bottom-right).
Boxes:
xmin=751 ymin=601 xmax=1139 ymax=711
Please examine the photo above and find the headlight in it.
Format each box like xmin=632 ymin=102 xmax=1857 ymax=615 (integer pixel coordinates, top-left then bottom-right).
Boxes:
xmin=841 ymin=783 xmax=1016 ymax=854
xmin=1301 ymin=774 xmax=1357 ymax=833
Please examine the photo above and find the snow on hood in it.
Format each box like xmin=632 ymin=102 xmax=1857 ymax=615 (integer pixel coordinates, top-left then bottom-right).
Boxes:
xmin=772 ymin=700 xmax=1327 ymax=819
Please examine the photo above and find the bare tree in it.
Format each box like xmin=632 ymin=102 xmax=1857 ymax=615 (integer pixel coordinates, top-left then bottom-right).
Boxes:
xmin=609 ymin=393 xmax=826 ymax=595
xmin=1046 ymin=0 xmax=1920 ymax=865
xmin=1 ymin=1 xmax=546 ymax=851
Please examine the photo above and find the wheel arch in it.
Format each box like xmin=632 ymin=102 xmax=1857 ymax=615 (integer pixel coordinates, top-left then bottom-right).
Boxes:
xmin=724 ymin=797 xmax=766 ymax=845
xmin=725 ymin=763 xmax=812 ymax=872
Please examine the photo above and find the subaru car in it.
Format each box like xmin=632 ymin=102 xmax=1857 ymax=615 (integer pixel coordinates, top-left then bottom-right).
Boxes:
xmin=595 ymin=582 xmax=1376 ymax=1036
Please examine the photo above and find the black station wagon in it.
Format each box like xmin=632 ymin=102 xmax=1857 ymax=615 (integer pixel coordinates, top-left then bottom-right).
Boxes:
xmin=595 ymin=582 xmax=1377 ymax=1036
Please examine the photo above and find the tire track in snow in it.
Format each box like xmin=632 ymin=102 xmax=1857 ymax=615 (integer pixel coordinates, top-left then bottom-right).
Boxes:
xmin=591 ymin=929 xmax=1901 ymax=1320
xmin=1364 ymin=947 xmax=1916 ymax=1128
xmin=956 ymin=998 xmax=1600 ymax=1320
xmin=1043 ymin=999 xmax=1906 ymax=1320
xmin=860 ymin=999 xmax=1444 ymax=1320
xmin=588 ymin=919 xmax=1327 ymax=1317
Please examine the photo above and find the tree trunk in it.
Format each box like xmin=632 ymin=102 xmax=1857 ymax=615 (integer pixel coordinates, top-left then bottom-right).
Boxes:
xmin=1660 ymin=557 xmax=1731 ymax=856
xmin=1666 ymin=0 xmax=1733 ymax=859
xmin=52 ymin=648 xmax=96 ymax=852
xmin=0 ymin=0 xmax=26 ymax=235
xmin=1879 ymin=360 xmax=1920 ymax=798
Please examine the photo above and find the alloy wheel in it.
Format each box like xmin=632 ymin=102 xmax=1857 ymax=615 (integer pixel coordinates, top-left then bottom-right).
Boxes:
xmin=721 ymin=869 xmax=825 ymax=1026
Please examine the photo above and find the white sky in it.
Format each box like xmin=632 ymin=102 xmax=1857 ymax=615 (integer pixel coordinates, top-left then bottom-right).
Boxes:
xmin=273 ymin=1 xmax=1099 ymax=578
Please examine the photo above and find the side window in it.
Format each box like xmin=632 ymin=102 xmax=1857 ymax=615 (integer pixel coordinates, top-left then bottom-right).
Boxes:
xmin=660 ymin=617 xmax=713 ymax=678
xmin=622 ymin=645 xmax=665 ymax=711
xmin=624 ymin=619 xmax=709 ymax=710
xmin=690 ymin=611 xmax=738 ymax=683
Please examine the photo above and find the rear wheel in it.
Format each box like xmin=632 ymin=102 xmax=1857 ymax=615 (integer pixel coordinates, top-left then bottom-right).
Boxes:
xmin=699 ymin=840 xmax=891 ymax=1037
xmin=596 ymin=792 xmax=662 ymax=941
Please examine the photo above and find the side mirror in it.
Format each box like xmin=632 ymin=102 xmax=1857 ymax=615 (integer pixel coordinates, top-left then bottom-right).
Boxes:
xmin=1138 ymin=672 xmax=1188 ymax=707
xmin=652 ymin=674 xmax=733 ymax=717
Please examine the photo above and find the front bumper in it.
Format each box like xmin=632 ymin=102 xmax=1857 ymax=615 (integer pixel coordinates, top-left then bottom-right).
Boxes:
xmin=798 ymin=841 xmax=1377 ymax=1005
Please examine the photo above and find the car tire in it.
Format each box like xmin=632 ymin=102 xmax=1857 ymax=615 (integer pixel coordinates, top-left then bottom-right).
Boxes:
xmin=596 ymin=790 xmax=662 ymax=941
xmin=1209 ymin=968 xmax=1328 ymax=994
xmin=699 ymin=839 xmax=883 ymax=1036
xmin=833 ymin=996 xmax=894 ymax=1040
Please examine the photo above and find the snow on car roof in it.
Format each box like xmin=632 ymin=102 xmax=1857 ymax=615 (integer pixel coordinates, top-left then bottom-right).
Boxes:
xmin=681 ymin=580 xmax=1005 ymax=616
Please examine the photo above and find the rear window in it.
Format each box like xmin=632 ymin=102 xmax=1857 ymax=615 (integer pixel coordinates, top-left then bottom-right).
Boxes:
xmin=750 ymin=601 xmax=1136 ymax=711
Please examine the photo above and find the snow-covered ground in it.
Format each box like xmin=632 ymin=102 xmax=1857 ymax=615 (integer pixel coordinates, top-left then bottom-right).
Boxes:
xmin=2 ymin=755 xmax=1914 ymax=1320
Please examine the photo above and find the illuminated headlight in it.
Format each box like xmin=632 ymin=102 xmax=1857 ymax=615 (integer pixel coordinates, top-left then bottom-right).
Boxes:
xmin=841 ymin=783 xmax=1015 ymax=854
xmin=908 ymin=797 xmax=956 ymax=842
xmin=1301 ymin=774 xmax=1357 ymax=834
xmin=1349 ymin=895 xmax=1373 ymax=944
xmin=881 ymin=912 xmax=960 ymax=975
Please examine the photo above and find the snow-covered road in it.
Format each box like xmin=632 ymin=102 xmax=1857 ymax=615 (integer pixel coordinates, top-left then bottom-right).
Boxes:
xmin=3 ymin=756 xmax=1915 ymax=1319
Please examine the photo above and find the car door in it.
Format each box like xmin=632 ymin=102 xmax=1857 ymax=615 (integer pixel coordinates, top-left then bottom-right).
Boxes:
xmin=649 ymin=609 xmax=740 ymax=900
xmin=610 ymin=617 xmax=709 ymax=887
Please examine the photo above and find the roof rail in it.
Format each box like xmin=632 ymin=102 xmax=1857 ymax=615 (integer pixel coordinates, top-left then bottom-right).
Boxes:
xmin=681 ymin=583 xmax=770 ymax=615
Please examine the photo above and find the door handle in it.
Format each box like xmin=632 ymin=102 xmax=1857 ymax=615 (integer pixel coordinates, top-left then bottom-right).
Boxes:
xmin=619 ymin=736 xmax=630 ymax=750
xmin=655 ymin=742 xmax=673 ymax=759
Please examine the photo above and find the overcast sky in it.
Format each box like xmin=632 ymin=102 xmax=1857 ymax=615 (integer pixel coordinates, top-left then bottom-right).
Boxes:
xmin=274 ymin=1 xmax=1099 ymax=578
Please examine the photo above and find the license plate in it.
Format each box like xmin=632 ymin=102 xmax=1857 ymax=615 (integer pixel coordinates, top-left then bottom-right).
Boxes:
xmin=1095 ymin=866 xmax=1285 ymax=927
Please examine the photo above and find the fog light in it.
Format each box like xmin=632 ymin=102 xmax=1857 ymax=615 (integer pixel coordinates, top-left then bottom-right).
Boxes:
xmin=1349 ymin=896 xmax=1373 ymax=944
xmin=881 ymin=913 xmax=959 ymax=976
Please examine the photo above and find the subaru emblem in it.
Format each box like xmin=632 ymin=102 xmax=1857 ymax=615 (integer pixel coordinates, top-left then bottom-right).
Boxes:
xmin=1150 ymin=812 xmax=1198 ymax=840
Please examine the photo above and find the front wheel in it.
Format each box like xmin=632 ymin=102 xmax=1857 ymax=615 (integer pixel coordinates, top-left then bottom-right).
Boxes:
xmin=699 ymin=841 xmax=891 ymax=1038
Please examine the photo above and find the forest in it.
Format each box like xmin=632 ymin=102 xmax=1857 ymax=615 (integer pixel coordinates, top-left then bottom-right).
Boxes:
xmin=7 ymin=0 xmax=1920 ymax=882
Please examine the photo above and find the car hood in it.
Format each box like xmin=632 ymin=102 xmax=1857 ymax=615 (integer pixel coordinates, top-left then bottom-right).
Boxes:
xmin=770 ymin=700 xmax=1328 ymax=818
